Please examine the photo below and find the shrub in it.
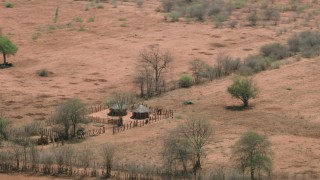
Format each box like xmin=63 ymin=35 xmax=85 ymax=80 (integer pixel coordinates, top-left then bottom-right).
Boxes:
xmin=263 ymin=6 xmax=280 ymax=23
xmin=37 ymin=69 xmax=50 ymax=77
xmin=260 ymin=43 xmax=289 ymax=60
xmin=161 ymin=0 xmax=175 ymax=12
xmin=287 ymin=34 xmax=300 ymax=52
xmin=298 ymin=31 xmax=320 ymax=58
xmin=188 ymin=4 xmax=206 ymax=21
xmin=136 ymin=0 xmax=144 ymax=8
xmin=244 ymin=55 xmax=268 ymax=73
xmin=215 ymin=53 xmax=241 ymax=78
xmin=236 ymin=65 xmax=254 ymax=76
xmin=74 ymin=17 xmax=83 ymax=23
xmin=5 ymin=2 xmax=14 ymax=8
xmin=227 ymin=76 xmax=258 ymax=107
xmin=179 ymin=74 xmax=193 ymax=88
xmin=246 ymin=11 xmax=258 ymax=26
xmin=168 ymin=11 xmax=180 ymax=22
xmin=207 ymin=0 xmax=224 ymax=16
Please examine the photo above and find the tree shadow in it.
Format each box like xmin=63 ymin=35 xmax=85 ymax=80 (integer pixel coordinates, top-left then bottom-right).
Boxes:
xmin=224 ymin=105 xmax=253 ymax=111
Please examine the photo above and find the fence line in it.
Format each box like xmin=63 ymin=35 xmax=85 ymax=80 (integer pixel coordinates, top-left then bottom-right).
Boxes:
xmin=0 ymin=162 xmax=168 ymax=179
xmin=113 ymin=107 xmax=174 ymax=135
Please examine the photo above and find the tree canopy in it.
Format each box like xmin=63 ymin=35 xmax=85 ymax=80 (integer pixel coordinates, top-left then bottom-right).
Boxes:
xmin=0 ymin=36 xmax=18 ymax=65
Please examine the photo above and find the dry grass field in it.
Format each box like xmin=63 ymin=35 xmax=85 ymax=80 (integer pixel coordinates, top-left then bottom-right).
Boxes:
xmin=1 ymin=0 xmax=320 ymax=179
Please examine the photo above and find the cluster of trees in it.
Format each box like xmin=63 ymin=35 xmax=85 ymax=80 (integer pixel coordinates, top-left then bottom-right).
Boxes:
xmin=54 ymin=98 xmax=88 ymax=140
xmin=161 ymin=116 xmax=272 ymax=179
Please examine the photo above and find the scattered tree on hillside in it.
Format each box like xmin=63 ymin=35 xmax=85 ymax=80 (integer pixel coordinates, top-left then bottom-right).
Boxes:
xmin=162 ymin=128 xmax=193 ymax=175
xmin=137 ymin=45 xmax=173 ymax=97
xmin=163 ymin=117 xmax=213 ymax=175
xmin=227 ymin=76 xmax=258 ymax=107
xmin=0 ymin=36 xmax=18 ymax=65
xmin=55 ymin=98 xmax=87 ymax=140
xmin=232 ymin=131 xmax=272 ymax=180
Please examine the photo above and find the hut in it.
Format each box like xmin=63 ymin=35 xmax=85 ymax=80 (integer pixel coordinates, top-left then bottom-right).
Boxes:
xmin=108 ymin=104 xmax=127 ymax=116
xmin=131 ymin=105 xmax=150 ymax=119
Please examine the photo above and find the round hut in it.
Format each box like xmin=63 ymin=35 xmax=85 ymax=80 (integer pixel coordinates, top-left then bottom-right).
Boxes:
xmin=132 ymin=105 xmax=150 ymax=119
xmin=108 ymin=104 xmax=127 ymax=116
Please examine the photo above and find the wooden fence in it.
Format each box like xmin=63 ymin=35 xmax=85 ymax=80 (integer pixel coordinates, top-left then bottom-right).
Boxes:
xmin=0 ymin=162 xmax=168 ymax=180
xmin=112 ymin=107 xmax=174 ymax=135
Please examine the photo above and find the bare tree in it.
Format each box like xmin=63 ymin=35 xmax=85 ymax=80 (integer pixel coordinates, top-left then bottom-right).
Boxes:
xmin=162 ymin=128 xmax=193 ymax=175
xmin=102 ymin=143 xmax=116 ymax=178
xmin=180 ymin=117 xmax=213 ymax=174
xmin=162 ymin=117 xmax=213 ymax=176
xmin=138 ymin=45 xmax=173 ymax=96
xmin=190 ymin=58 xmax=208 ymax=84
xmin=135 ymin=67 xmax=154 ymax=98
xmin=55 ymin=98 xmax=88 ymax=140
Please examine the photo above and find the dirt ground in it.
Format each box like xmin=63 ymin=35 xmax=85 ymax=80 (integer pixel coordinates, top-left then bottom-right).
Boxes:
xmin=1 ymin=0 xmax=320 ymax=179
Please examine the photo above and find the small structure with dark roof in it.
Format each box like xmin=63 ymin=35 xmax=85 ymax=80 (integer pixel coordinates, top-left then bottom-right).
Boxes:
xmin=108 ymin=104 xmax=128 ymax=116
xmin=131 ymin=105 xmax=150 ymax=120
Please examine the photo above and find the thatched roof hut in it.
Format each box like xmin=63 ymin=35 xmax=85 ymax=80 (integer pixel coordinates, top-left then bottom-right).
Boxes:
xmin=131 ymin=105 xmax=150 ymax=120
xmin=108 ymin=104 xmax=127 ymax=116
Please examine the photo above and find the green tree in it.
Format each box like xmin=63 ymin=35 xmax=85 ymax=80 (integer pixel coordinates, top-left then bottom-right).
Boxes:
xmin=232 ymin=131 xmax=272 ymax=180
xmin=0 ymin=36 xmax=18 ymax=65
xmin=227 ymin=76 xmax=258 ymax=107
xmin=55 ymin=98 xmax=87 ymax=140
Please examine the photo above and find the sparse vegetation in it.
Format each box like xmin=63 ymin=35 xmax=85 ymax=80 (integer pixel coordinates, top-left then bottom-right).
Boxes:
xmin=5 ymin=2 xmax=14 ymax=8
xmin=53 ymin=6 xmax=60 ymax=23
xmin=260 ymin=43 xmax=289 ymax=60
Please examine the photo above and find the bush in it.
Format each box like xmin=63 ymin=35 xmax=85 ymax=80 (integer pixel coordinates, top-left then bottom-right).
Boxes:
xmin=298 ymin=31 xmax=320 ymax=58
xmin=136 ymin=0 xmax=144 ymax=8
xmin=263 ymin=6 xmax=280 ymax=23
xmin=168 ymin=11 xmax=180 ymax=22
xmin=188 ymin=4 xmax=206 ymax=21
xmin=244 ymin=55 xmax=268 ymax=73
xmin=246 ymin=11 xmax=258 ymax=26
xmin=227 ymin=76 xmax=258 ymax=107
xmin=179 ymin=74 xmax=193 ymax=88
xmin=161 ymin=0 xmax=175 ymax=12
xmin=5 ymin=2 xmax=14 ymax=8
xmin=260 ymin=43 xmax=289 ymax=60
xmin=287 ymin=34 xmax=300 ymax=52
xmin=37 ymin=69 xmax=50 ymax=77
xmin=236 ymin=65 xmax=254 ymax=76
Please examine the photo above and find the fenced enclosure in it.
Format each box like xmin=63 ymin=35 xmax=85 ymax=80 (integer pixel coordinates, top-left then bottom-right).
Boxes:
xmin=112 ymin=106 xmax=173 ymax=135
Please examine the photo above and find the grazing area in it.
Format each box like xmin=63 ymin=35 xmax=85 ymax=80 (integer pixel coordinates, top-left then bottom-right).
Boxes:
xmin=0 ymin=0 xmax=320 ymax=179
